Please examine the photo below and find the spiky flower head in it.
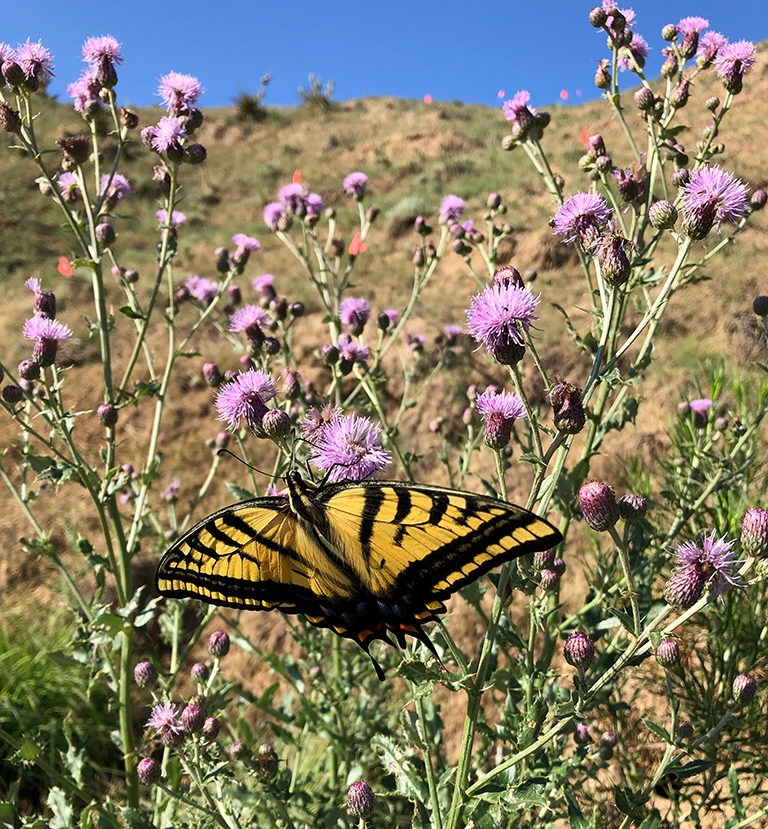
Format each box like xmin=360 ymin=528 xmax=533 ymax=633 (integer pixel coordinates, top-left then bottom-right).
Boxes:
xmin=347 ymin=781 xmax=375 ymax=818
xmin=228 ymin=305 xmax=270 ymax=341
xmin=741 ymin=508 xmax=768 ymax=558
xmin=25 ymin=277 xmax=56 ymax=318
xmin=202 ymin=716 xmax=220 ymax=740
xmin=503 ymin=90 xmax=536 ymax=137
xmin=184 ymin=275 xmax=220 ymax=305
xmin=215 ymin=369 xmax=277 ymax=434
xmin=134 ymin=660 xmax=158 ymax=687
xmin=564 ymin=632 xmax=595 ymax=670
xmin=618 ymin=493 xmax=647 ymax=523
xmin=207 ymin=630 xmax=230 ymax=658
xmin=466 ymin=282 xmax=540 ymax=365
xmin=714 ymin=40 xmax=757 ymax=94
xmin=156 ymin=208 xmax=186 ymax=227
xmin=553 ymin=192 xmax=612 ymax=247
xmin=649 ymin=200 xmax=678 ymax=230
xmin=732 ymin=673 xmax=756 ymax=706
xmin=308 ymin=411 xmax=391 ymax=483
xmin=665 ymin=530 xmax=741 ymax=608
xmin=573 ymin=723 xmax=591 ymax=745
xmin=137 ymin=757 xmax=160 ymax=785
xmin=533 ymin=548 xmax=556 ymax=570
xmin=23 ymin=317 xmax=72 ymax=367
xmin=655 ymin=638 xmax=680 ymax=667
xmin=97 ymin=403 xmax=118 ymax=427
xmin=698 ymin=31 xmax=728 ymax=64
xmin=146 ymin=702 xmax=183 ymax=744
xmin=181 ymin=704 xmax=204 ymax=733
xmin=15 ymin=39 xmax=54 ymax=84
xmin=688 ymin=397 xmax=713 ymax=427
xmin=618 ymin=33 xmax=649 ymax=71
xmin=279 ymin=183 xmax=309 ymax=215
xmin=190 ymin=661 xmax=209 ymax=684
xmin=592 ymin=232 xmax=634 ymax=287
xmin=343 ymin=171 xmax=368 ymax=200
xmin=681 ymin=165 xmax=749 ymax=239
xmin=440 ymin=194 xmax=465 ymax=224
xmin=578 ymin=480 xmax=619 ymax=532
xmin=158 ymin=71 xmax=203 ymax=114
xmin=339 ymin=297 xmax=371 ymax=335
xmin=539 ymin=569 xmax=560 ymax=591
xmin=263 ymin=202 xmax=286 ymax=230
xmin=476 ymin=387 xmax=526 ymax=449
xmin=100 ymin=173 xmax=131 ymax=205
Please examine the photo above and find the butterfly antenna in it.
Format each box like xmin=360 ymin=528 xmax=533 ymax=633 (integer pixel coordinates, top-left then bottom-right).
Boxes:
xmin=216 ymin=448 xmax=285 ymax=482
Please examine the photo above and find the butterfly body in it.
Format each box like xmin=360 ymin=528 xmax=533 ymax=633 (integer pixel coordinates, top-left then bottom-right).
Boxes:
xmin=156 ymin=472 xmax=562 ymax=677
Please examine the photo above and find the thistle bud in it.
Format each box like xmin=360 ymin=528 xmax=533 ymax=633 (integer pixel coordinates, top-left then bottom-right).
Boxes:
xmin=670 ymin=80 xmax=691 ymax=110
xmin=618 ymin=493 xmax=648 ymax=522
xmin=95 ymin=222 xmax=115 ymax=246
xmin=134 ymin=661 xmax=158 ymax=688
xmin=256 ymin=743 xmax=279 ymax=776
xmin=191 ymin=661 xmax=210 ymax=684
xmin=672 ymin=168 xmax=690 ymax=188
xmin=347 ymin=781 xmax=375 ymax=818
xmin=183 ymin=143 xmax=207 ymax=165
xmin=579 ymin=481 xmax=620 ymax=531
xmin=202 ymin=362 xmax=222 ymax=387
xmin=533 ymin=548 xmax=556 ymax=570
xmin=539 ymin=569 xmax=560 ymax=591
xmin=660 ymin=55 xmax=678 ymax=79
xmin=589 ymin=6 xmax=607 ymax=27
xmin=202 ymin=716 xmax=221 ymax=740
xmin=137 ymin=757 xmax=161 ymax=785
xmin=548 ymin=381 xmax=586 ymax=434
xmin=649 ymin=200 xmax=678 ymax=230
xmin=181 ymin=704 xmax=204 ymax=733
xmin=261 ymin=409 xmax=291 ymax=439
xmin=663 ymin=564 xmax=706 ymax=609
xmin=655 ymin=638 xmax=680 ymax=667
xmin=573 ymin=723 xmax=591 ymax=745
xmin=741 ymin=508 xmax=768 ymax=558
xmin=564 ymin=632 xmax=595 ymax=670
xmin=732 ymin=673 xmax=756 ymax=706
xmin=97 ymin=403 xmax=118 ymax=427
xmin=661 ymin=23 xmax=677 ymax=41
xmin=595 ymin=60 xmax=611 ymax=90
xmin=634 ymin=87 xmax=655 ymax=112
xmin=18 ymin=360 xmax=40 ymax=381
xmin=207 ymin=630 xmax=230 ymax=658
xmin=751 ymin=190 xmax=767 ymax=211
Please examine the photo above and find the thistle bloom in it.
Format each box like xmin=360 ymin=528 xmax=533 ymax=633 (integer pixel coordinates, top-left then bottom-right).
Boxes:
xmin=466 ymin=282 xmax=540 ymax=365
xmin=82 ymin=35 xmax=123 ymax=66
xmin=502 ymin=90 xmax=535 ymax=131
xmin=263 ymin=202 xmax=285 ymax=230
xmin=553 ymin=193 xmax=612 ymax=246
xmin=57 ymin=171 xmax=80 ymax=201
xmin=306 ymin=192 xmax=324 ymax=215
xmin=440 ymin=194 xmax=465 ymax=224
xmin=253 ymin=273 xmax=276 ymax=299
xmin=150 ymin=116 xmax=186 ymax=153
xmin=100 ymin=173 xmax=131 ymax=204
xmin=279 ymin=183 xmax=309 ymax=214
xmin=215 ymin=369 xmax=277 ymax=434
xmin=618 ymin=33 xmax=649 ymax=70
xmin=666 ymin=530 xmax=741 ymax=606
xmin=308 ymin=411 xmax=391 ymax=483
xmin=184 ymin=275 xmax=220 ymax=305
xmin=156 ymin=208 xmax=186 ymax=227
xmin=714 ymin=40 xmax=757 ymax=92
xmin=698 ymin=31 xmax=727 ymax=62
xmin=681 ymin=165 xmax=749 ymax=239
xmin=67 ymin=69 xmax=102 ymax=114
xmin=340 ymin=297 xmax=371 ymax=334
xmin=158 ymin=71 xmax=203 ymax=113
xmin=160 ymin=477 xmax=181 ymax=502
xmin=228 ymin=305 xmax=270 ymax=339
xmin=343 ymin=171 xmax=368 ymax=199
xmin=23 ymin=317 xmax=72 ymax=366
xmin=232 ymin=233 xmax=260 ymax=255
xmin=146 ymin=702 xmax=183 ymax=742
xmin=476 ymin=387 xmax=526 ymax=449
xmin=337 ymin=333 xmax=370 ymax=364
xmin=15 ymin=39 xmax=54 ymax=83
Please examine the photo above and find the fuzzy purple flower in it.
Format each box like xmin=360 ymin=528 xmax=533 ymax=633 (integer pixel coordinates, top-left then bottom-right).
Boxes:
xmin=57 ymin=171 xmax=80 ymax=201
xmin=443 ymin=324 xmax=462 ymax=346
xmin=185 ymin=275 xmax=220 ymax=305
xmin=23 ymin=316 xmax=72 ymax=367
xmin=466 ymin=282 xmax=540 ymax=365
xmin=232 ymin=233 xmax=259 ymax=253
xmin=67 ymin=69 xmax=102 ymax=114
xmin=308 ymin=411 xmax=391 ymax=482
xmin=15 ymin=39 xmax=54 ymax=83
xmin=338 ymin=333 xmax=370 ymax=363
xmin=406 ymin=333 xmax=426 ymax=352
xmin=263 ymin=202 xmax=285 ymax=230
xmin=672 ymin=530 xmax=741 ymax=600
xmin=698 ymin=31 xmax=728 ymax=62
xmin=160 ymin=477 xmax=181 ymax=502
xmin=100 ymin=173 xmax=131 ymax=204
xmin=158 ymin=71 xmax=203 ymax=113
xmin=476 ymin=387 xmax=526 ymax=449
xmin=279 ymin=183 xmax=309 ymax=214
xmin=156 ymin=208 xmax=186 ymax=227
xmin=150 ymin=116 xmax=186 ymax=153
xmin=340 ymin=297 xmax=370 ymax=334
xmin=553 ymin=193 xmax=612 ymax=247
xmin=300 ymin=405 xmax=338 ymax=442
xmin=380 ymin=309 xmax=399 ymax=328
xmin=343 ymin=171 xmax=368 ymax=200
xmin=82 ymin=35 xmax=123 ymax=66
xmin=306 ymin=192 xmax=324 ymax=216
xmin=440 ymin=194 xmax=465 ymax=224
xmin=502 ymin=90 xmax=536 ymax=132
xmin=146 ymin=702 xmax=183 ymax=743
xmin=714 ymin=40 xmax=757 ymax=93
xmin=253 ymin=273 xmax=276 ymax=299
xmin=228 ymin=305 xmax=270 ymax=339
xmin=677 ymin=15 xmax=708 ymax=56
xmin=681 ymin=166 xmax=749 ymax=239
xmin=215 ymin=369 xmax=278 ymax=434
xmin=618 ymin=33 xmax=649 ymax=71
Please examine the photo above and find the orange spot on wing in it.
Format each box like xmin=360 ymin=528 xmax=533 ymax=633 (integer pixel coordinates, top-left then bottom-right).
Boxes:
xmin=57 ymin=256 xmax=73 ymax=277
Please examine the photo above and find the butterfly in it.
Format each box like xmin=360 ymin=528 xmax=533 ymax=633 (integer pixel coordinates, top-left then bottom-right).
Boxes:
xmin=155 ymin=471 xmax=562 ymax=679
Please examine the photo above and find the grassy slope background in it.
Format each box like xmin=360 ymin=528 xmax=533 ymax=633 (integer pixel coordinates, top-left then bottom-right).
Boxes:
xmin=1 ymin=49 xmax=768 ymax=792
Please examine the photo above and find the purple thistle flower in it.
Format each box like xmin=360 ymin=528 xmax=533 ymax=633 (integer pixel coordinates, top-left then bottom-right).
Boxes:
xmin=279 ymin=183 xmax=309 ymax=214
xmin=339 ymin=297 xmax=370 ymax=334
xmin=57 ymin=171 xmax=80 ymax=201
xmin=15 ymin=39 xmax=54 ymax=82
xmin=23 ymin=316 xmax=72 ymax=367
xmin=67 ymin=69 xmax=102 ymax=114
xmin=502 ymin=90 xmax=536 ymax=131
xmin=146 ymin=702 xmax=183 ymax=739
xmin=228 ymin=304 xmax=271 ymax=337
xmin=156 ymin=208 xmax=186 ymax=227
xmin=160 ymin=477 xmax=181 ymax=502
xmin=681 ymin=166 xmax=749 ymax=239
xmin=440 ymin=195 xmax=465 ymax=224
xmin=466 ymin=282 xmax=540 ymax=365
xmin=263 ymin=202 xmax=285 ymax=230
xmin=337 ymin=333 xmax=370 ymax=363
xmin=698 ymin=31 xmax=728 ymax=62
xmin=184 ymin=275 xmax=220 ymax=305
xmin=100 ymin=173 xmax=131 ymax=204
xmin=158 ymin=71 xmax=203 ymax=113
xmin=673 ymin=529 xmax=741 ymax=600
xmin=309 ymin=411 xmax=391 ymax=483
xmin=301 ymin=405 xmax=339 ymax=442
xmin=443 ymin=324 xmax=462 ymax=345
xmin=406 ymin=333 xmax=426 ymax=352
xmin=564 ymin=632 xmax=595 ymax=670
xmin=215 ymin=369 xmax=278 ymax=434
xmin=618 ymin=33 xmax=649 ymax=71
xmin=343 ymin=171 xmax=368 ymax=199
xmin=553 ymin=192 xmax=613 ymax=246
xmin=306 ymin=192 xmax=324 ymax=216
xmin=714 ymin=40 xmax=757 ymax=91
xmin=150 ymin=116 xmax=186 ymax=153
xmin=253 ymin=273 xmax=276 ymax=299
xmin=677 ymin=16 xmax=708 ymax=34
xmin=232 ymin=233 xmax=260 ymax=252
xmin=476 ymin=387 xmax=526 ymax=449
xmin=82 ymin=35 xmax=123 ymax=66
xmin=381 ymin=309 xmax=399 ymax=328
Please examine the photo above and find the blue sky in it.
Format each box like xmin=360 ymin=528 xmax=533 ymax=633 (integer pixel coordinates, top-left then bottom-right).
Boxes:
xmin=4 ymin=1 xmax=767 ymax=111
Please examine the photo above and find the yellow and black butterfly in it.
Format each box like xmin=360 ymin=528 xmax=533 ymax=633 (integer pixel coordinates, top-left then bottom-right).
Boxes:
xmin=155 ymin=471 xmax=562 ymax=679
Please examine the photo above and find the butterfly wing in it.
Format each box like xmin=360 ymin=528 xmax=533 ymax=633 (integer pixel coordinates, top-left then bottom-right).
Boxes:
xmin=155 ymin=496 xmax=361 ymax=616
xmin=315 ymin=480 xmax=562 ymax=639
